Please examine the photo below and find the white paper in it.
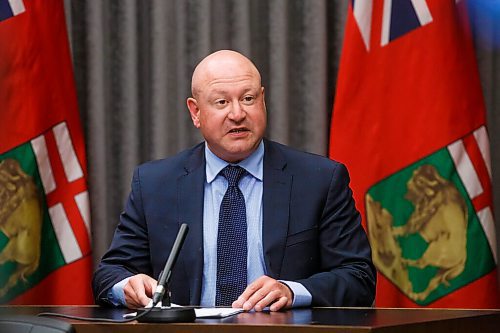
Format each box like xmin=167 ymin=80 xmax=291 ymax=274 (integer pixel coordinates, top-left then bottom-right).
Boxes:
xmin=194 ymin=307 xmax=243 ymax=318
xmin=123 ymin=302 xmax=243 ymax=319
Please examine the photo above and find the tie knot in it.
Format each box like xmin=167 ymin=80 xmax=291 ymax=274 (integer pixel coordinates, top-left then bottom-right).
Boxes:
xmin=221 ymin=165 xmax=246 ymax=187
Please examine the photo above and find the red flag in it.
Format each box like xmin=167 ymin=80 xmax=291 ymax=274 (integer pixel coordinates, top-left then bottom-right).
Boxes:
xmin=330 ymin=0 xmax=499 ymax=308
xmin=0 ymin=0 xmax=93 ymax=304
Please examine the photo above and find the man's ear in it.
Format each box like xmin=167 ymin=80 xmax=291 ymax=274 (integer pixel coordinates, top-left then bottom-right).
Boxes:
xmin=186 ymin=97 xmax=201 ymax=128
xmin=261 ymin=87 xmax=267 ymax=112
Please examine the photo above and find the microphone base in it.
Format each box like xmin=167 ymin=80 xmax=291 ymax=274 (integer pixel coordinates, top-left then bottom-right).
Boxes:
xmin=136 ymin=307 xmax=196 ymax=323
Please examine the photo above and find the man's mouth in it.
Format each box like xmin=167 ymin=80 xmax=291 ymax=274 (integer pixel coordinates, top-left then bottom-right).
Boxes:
xmin=229 ymin=128 xmax=248 ymax=134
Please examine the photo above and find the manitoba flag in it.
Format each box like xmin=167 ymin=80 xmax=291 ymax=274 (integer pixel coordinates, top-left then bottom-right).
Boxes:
xmin=0 ymin=0 xmax=93 ymax=304
xmin=330 ymin=0 xmax=499 ymax=308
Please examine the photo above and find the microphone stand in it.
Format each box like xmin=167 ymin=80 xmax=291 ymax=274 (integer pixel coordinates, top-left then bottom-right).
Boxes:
xmin=136 ymin=285 xmax=195 ymax=323
xmin=136 ymin=224 xmax=196 ymax=323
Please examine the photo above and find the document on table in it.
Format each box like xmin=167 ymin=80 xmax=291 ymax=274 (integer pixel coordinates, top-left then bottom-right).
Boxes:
xmin=194 ymin=307 xmax=243 ymax=318
xmin=123 ymin=301 xmax=243 ymax=319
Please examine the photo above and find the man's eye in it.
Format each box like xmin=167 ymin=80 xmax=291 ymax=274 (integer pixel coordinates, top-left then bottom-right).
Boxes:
xmin=242 ymin=96 xmax=254 ymax=103
xmin=215 ymin=100 xmax=227 ymax=106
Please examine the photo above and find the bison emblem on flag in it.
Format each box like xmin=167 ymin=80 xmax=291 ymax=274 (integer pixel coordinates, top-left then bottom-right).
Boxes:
xmin=0 ymin=121 xmax=91 ymax=303
xmin=0 ymin=159 xmax=42 ymax=298
xmin=366 ymin=126 xmax=497 ymax=305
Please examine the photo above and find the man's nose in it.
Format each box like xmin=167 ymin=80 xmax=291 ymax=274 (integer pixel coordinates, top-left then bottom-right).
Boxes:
xmin=228 ymin=102 xmax=246 ymax=121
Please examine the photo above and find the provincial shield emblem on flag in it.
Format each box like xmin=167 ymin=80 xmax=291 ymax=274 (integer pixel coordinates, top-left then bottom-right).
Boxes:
xmin=365 ymin=126 xmax=497 ymax=305
xmin=0 ymin=121 xmax=91 ymax=303
xmin=1 ymin=0 xmax=93 ymax=304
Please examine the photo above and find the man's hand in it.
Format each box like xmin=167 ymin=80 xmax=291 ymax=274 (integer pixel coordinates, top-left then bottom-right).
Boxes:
xmin=123 ymin=274 xmax=157 ymax=309
xmin=232 ymin=275 xmax=293 ymax=312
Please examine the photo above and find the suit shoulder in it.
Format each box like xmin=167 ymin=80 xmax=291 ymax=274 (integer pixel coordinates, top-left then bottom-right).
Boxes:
xmin=267 ymin=140 xmax=345 ymax=171
xmin=134 ymin=142 xmax=204 ymax=178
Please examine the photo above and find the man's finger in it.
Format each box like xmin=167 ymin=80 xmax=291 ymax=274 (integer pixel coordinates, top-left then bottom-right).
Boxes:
xmin=242 ymin=285 xmax=273 ymax=311
xmin=237 ymin=278 xmax=265 ymax=305
xmin=254 ymin=289 xmax=281 ymax=312
xmin=233 ymin=275 xmax=294 ymax=311
xmin=143 ymin=279 xmax=158 ymax=298
xmin=124 ymin=287 xmax=145 ymax=309
xmin=124 ymin=274 xmax=155 ymax=308
xmin=233 ymin=275 xmax=275 ymax=308
xmin=269 ymin=296 xmax=289 ymax=312
xmin=131 ymin=279 xmax=148 ymax=305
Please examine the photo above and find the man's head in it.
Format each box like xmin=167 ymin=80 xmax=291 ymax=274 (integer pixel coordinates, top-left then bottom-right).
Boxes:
xmin=187 ymin=50 xmax=267 ymax=163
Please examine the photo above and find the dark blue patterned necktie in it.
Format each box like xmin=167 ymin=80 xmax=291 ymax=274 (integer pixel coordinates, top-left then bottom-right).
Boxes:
xmin=216 ymin=165 xmax=247 ymax=306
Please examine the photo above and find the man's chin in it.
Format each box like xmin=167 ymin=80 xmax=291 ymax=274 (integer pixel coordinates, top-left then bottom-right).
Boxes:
xmin=210 ymin=138 xmax=261 ymax=162
xmin=222 ymin=147 xmax=256 ymax=163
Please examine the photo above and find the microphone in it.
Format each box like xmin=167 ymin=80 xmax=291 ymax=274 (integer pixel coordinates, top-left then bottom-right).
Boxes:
xmin=137 ymin=223 xmax=195 ymax=323
xmin=152 ymin=223 xmax=189 ymax=306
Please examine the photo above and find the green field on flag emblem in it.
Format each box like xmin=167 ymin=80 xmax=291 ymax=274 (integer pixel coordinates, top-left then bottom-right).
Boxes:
xmin=365 ymin=147 xmax=496 ymax=305
xmin=0 ymin=142 xmax=66 ymax=303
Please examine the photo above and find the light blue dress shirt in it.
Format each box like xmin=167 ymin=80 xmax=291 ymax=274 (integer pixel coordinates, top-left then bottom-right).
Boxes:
xmin=201 ymin=141 xmax=266 ymax=305
xmin=109 ymin=140 xmax=311 ymax=307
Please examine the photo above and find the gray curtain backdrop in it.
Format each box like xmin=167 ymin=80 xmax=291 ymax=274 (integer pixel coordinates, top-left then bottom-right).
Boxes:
xmin=63 ymin=0 xmax=500 ymax=288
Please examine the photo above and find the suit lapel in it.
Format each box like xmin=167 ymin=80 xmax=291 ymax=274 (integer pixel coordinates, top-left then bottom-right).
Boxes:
xmin=177 ymin=144 xmax=205 ymax=304
xmin=262 ymin=140 xmax=291 ymax=278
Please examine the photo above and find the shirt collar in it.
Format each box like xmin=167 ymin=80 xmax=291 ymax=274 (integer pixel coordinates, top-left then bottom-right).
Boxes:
xmin=205 ymin=140 xmax=264 ymax=183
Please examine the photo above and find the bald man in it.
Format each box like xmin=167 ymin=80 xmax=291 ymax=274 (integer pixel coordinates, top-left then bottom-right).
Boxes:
xmin=93 ymin=50 xmax=376 ymax=311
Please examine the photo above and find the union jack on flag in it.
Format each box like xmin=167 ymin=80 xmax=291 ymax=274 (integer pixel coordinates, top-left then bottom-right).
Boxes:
xmin=0 ymin=0 xmax=25 ymax=22
xmin=352 ymin=0 xmax=433 ymax=50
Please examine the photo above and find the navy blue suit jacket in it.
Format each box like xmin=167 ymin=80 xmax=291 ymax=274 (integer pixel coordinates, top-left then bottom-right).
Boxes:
xmin=93 ymin=139 xmax=376 ymax=306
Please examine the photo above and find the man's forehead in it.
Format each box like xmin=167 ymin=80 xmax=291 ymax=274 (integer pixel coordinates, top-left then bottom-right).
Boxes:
xmin=191 ymin=50 xmax=261 ymax=97
xmin=206 ymin=73 xmax=257 ymax=85
xmin=204 ymin=79 xmax=261 ymax=95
